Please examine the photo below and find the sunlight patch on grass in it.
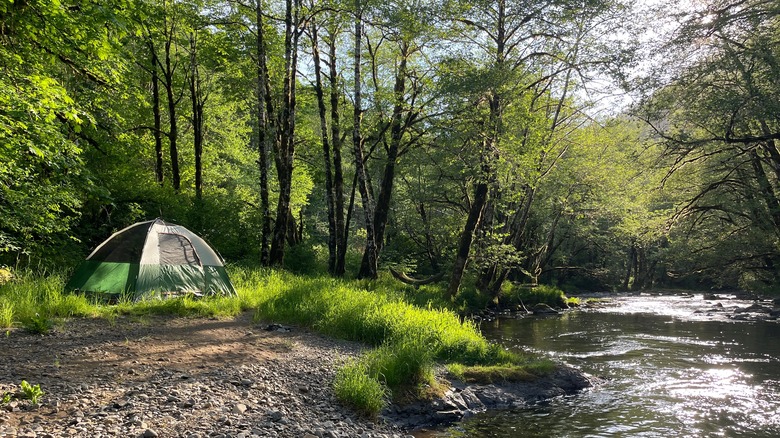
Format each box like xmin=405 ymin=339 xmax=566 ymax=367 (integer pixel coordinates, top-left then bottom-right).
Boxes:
xmin=446 ymin=360 xmax=556 ymax=384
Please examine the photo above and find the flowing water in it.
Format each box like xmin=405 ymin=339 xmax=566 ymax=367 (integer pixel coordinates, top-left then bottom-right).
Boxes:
xmin=431 ymin=294 xmax=780 ymax=437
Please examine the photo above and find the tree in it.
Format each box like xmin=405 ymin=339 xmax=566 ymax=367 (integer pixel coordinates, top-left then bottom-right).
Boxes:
xmin=440 ymin=0 xmax=632 ymax=297
xmin=0 ymin=0 xmax=129 ymax=260
xmin=308 ymin=5 xmax=350 ymax=276
xmin=636 ymin=0 xmax=780 ymax=289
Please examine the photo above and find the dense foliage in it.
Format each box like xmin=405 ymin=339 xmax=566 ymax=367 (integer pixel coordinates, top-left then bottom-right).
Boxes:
xmin=2 ymin=0 xmax=779 ymax=294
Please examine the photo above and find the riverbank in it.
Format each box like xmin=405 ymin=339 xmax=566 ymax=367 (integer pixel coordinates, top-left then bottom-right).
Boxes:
xmin=0 ymin=313 xmax=407 ymax=438
xmin=386 ymin=365 xmax=593 ymax=432
xmin=0 ymin=312 xmax=593 ymax=438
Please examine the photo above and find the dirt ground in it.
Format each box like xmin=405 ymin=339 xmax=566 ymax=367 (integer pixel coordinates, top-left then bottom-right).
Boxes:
xmin=0 ymin=312 xmax=391 ymax=437
xmin=1 ymin=312 xmax=289 ymax=393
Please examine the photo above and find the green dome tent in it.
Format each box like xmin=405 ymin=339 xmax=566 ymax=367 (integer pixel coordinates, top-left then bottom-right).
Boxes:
xmin=66 ymin=219 xmax=236 ymax=300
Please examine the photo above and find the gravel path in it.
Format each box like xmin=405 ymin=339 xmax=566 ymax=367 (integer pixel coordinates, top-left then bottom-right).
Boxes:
xmin=0 ymin=313 xmax=410 ymax=438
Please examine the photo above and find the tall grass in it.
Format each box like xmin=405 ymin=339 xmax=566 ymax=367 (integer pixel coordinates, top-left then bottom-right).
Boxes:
xmin=0 ymin=298 xmax=13 ymax=328
xmin=253 ymin=275 xmax=509 ymax=364
xmin=251 ymin=273 xmax=550 ymax=415
xmin=0 ymin=272 xmax=97 ymax=325
xmin=0 ymin=266 xmax=272 ymax=328
xmin=334 ymin=360 xmax=389 ymax=415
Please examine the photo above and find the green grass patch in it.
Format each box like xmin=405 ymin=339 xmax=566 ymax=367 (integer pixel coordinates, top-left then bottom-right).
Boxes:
xmin=250 ymin=272 xmax=544 ymax=411
xmin=253 ymin=275 xmax=514 ymax=365
xmin=333 ymin=360 xmax=389 ymax=417
xmin=0 ymin=272 xmax=98 ymax=326
xmin=446 ymin=360 xmax=556 ymax=384
xmin=501 ymin=284 xmax=570 ymax=309
xmin=0 ymin=298 xmax=13 ymax=328
xmin=0 ymin=266 xmax=270 ymax=326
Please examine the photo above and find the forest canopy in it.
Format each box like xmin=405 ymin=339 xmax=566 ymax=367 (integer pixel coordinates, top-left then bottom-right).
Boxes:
xmin=2 ymin=0 xmax=780 ymax=296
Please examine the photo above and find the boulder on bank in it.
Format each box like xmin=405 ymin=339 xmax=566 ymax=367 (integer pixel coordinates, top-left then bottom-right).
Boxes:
xmin=384 ymin=366 xmax=595 ymax=431
xmin=734 ymin=303 xmax=773 ymax=314
xmin=729 ymin=303 xmax=780 ymax=321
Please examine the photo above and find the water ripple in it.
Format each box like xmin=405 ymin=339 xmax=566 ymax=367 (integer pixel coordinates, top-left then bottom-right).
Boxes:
xmin=429 ymin=294 xmax=780 ymax=438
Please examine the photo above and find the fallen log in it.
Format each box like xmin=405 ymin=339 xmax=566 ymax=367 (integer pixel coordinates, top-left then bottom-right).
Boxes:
xmin=389 ymin=268 xmax=444 ymax=286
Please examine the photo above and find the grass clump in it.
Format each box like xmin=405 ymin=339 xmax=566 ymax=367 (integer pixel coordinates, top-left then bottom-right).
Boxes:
xmin=333 ymin=361 xmax=388 ymax=417
xmin=22 ymin=314 xmax=54 ymax=335
xmin=363 ymin=339 xmax=436 ymax=389
xmin=447 ymin=360 xmax=556 ymax=384
xmin=501 ymin=284 xmax=570 ymax=309
xmin=0 ymin=298 xmax=13 ymax=328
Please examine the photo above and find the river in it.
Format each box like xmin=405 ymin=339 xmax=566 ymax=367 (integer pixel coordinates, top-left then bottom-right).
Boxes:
xmin=430 ymin=294 xmax=780 ymax=437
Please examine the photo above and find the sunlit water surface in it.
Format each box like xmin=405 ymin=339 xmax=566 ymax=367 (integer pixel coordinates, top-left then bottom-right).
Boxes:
xmin=430 ymin=294 xmax=780 ymax=437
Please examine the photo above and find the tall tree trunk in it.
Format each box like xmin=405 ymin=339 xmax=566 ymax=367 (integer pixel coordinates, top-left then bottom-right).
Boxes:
xmin=149 ymin=43 xmax=164 ymax=185
xmin=286 ymin=209 xmax=302 ymax=244
xmin=255 ymin=0 xmax=272 ymax=265
xmin=328 ymin=29 xmax=348 ymax=277
xmin=622 ymin=244 xmax=634 ymax=291
xmin=269 ymin=0 xmax=300 ymax=266
xmin=188 ymin=33 xmax=204 ymax=200
xmin=162 ymin=20 xmax=180 ymax=192
xmin=311 ymin=19 xmax=338 ymax=275
xmin=750 ymin=148 xmax=780 ymax=234
xmin=358 ymin=41 xmax=409 ymax=278
xmin=352 ymin=1 xmax=378 ymax=279
xmin=447 ymin=176 xmax=489 ymax=299
xmin=759 ymin=121 xmax=780 ymax=184
xmin=447 ymin=0 xmax=507 ymax=297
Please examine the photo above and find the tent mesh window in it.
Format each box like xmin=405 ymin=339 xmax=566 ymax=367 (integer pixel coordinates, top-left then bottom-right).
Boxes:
xmin=91 ymin=223 xmax=149 ymax=262
xmin=158 ymin=233 xmax=201 ymax=265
